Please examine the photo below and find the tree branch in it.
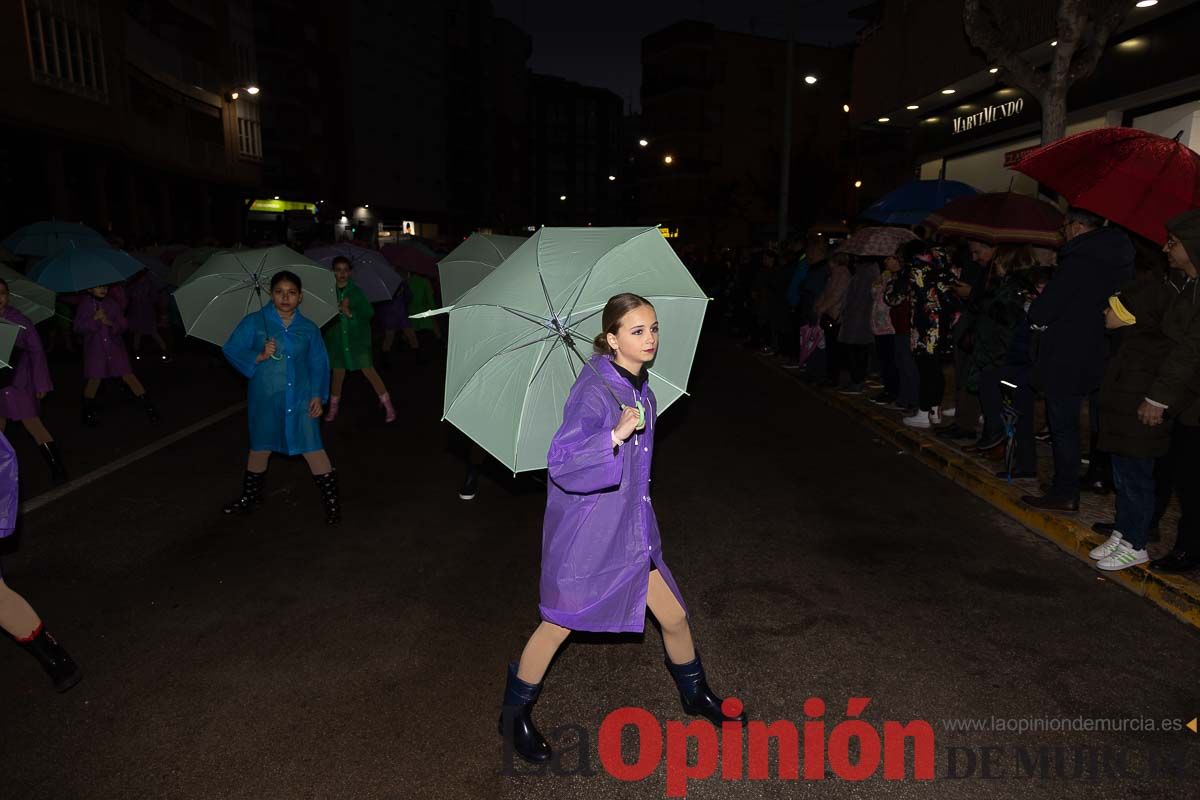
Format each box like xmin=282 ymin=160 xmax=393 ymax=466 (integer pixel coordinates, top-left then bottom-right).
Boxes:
xmin=963 ymin=0 xmax=1047 ymax=98
xmin=1067 ymin=0 xmax=1131 ymax=82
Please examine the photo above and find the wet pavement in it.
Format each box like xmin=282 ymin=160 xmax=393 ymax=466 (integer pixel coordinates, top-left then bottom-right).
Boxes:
xmin=1 ymin=336 xmax=1197 ymax=799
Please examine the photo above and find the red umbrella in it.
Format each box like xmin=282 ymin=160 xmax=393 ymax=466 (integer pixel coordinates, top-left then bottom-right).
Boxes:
xmin=1011 ymin=127 xmax=1200 ymax=245
xmin=925 ymin=192 xmax=1063 ymax=247
xmin=381 ymin=242 xmax=438 ymax=278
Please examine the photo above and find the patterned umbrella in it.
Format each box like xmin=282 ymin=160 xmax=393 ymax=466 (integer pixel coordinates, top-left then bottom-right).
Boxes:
xmin=925 ymin=192 xmax=1064 ymax=247
xmin=1011 ymin=127 xmax=1200 ymax=245
xmin=838 ymin=226 xmax=918 ymax=257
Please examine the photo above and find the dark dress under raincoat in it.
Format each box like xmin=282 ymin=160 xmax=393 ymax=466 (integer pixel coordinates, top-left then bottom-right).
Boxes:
xmin=539 ymin=355 xmax=688 ymax=633
xmin=223 ymin=306 xmax=330 ymax=456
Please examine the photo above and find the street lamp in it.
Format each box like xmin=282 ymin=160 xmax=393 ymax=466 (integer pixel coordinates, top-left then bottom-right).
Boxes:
xmin=854 ymin=180 xmax=863 ymax=189
xmin=229 ymin=85 xmax=261 ymax=101
xmin=663 ymin=155 xmax=674 ymax=165
xmin=608 ymin=175 xmax=616 ymax=181
xmin=638 ymin=138 xmax=649 ymax=147
xmin=559 ymin=194 xmax=567 ymax=201
xmin=804 ymin=75 xmax=817 ymax=85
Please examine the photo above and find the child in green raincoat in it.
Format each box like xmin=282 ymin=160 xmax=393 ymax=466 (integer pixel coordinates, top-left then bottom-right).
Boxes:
xmin=323 ymin=256 xmax=395 ymax=423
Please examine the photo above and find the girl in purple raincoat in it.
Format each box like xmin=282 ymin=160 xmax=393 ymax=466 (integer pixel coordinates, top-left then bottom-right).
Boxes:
xmin=74 ymin=284 xmax=159 ymax=427
xmin=0 ymin=279 xmax=67 ymax=484
xmin=127 ymin=270 xmax=170 ymax=362
xmin=498 ymin=293 xmax=746 ymax=765
xmin=0 ymin=430 xmax=82 ymax=692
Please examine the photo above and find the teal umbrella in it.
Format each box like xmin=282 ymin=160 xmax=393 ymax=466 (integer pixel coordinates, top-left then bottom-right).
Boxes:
xmin=0 ymin=265 xmax=56 ymax=324
xmin=172 ymin=246 xmax=337 ymax=347
xmin=437 ymin=232 xmax=526 ymax=306
xmin=0 ymin=321 xmax=19 ymax=369
xmin=2 ymin=221 xmax=110 ymax=258
xmin=28 ymin=246 xmax=144 ymax=292
xmin=417 ymin=227 xmax=708 ymax=473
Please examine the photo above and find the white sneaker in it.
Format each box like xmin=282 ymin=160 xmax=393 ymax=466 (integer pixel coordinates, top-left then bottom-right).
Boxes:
xmin=929 ymin=406 xmax=944 ymax=426
xmin=1096 ymin=540 xmax=1149 ymax=571
xmin=1089 ymin=531 xmax=1123 ymax=560
xmin=941 ymin=406 xmax=956 ymax=418
xmin=903 ymin=411 xmax=931 ymax=429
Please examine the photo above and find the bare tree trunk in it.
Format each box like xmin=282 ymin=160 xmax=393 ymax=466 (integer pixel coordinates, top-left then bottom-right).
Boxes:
xmin=1040 ymin=85 xmax=1068 ymax=144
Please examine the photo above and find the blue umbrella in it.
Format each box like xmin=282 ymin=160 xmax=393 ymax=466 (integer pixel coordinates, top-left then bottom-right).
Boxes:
xmin=861 ymin=180 xmax=978 ymax=226
xmin=2 ymin=221 xmax=111 ymax=258
xmin=29 ymin=246 xmax=144 ymax=292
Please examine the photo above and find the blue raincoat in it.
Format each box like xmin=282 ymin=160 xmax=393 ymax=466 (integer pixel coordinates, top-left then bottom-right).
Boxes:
xmin=223 ymin=307 xmax=330 ymax=455
xmin=539 ymin=355 xmax=688 ymax=633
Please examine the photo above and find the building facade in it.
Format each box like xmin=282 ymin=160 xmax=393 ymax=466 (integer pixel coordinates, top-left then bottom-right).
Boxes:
xmin=638 ymin=20 xmax=853 ymax=247
xmin=0 ymin=0 xmax=264 ymax=245
xmin=848 ymin=0 xmax=1200 ymax=210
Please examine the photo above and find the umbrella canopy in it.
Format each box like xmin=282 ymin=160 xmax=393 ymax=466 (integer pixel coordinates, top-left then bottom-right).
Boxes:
xmin=28 ymin=246 xmax=144 ymax=292
xmin=0 ymin=321 xmax=19 ymax=370
xmin=132 ymin=252 xmax=171 ymax=283
xmin=2 ymin=221 xmax=110 ymax=258
xmin=304 ymin=243 xmax=401 ymax=303
xmin=861 ymin=179 xmax=978 ymax=226
xmin=837 ymin=226 xmax=918 ymax=257
xmin=167 ymin=246 xmax=223 ymax=286
xmin=925 ymin=192 xmax=1064 ymax=247
xmin=420 ymin=226 xmax=707 ymax=474
xmin=437 ymin=233 xmax=527 ymax=306
xmin=172 ymin=246 xmax=338 ymax=347
xmin=0 ymin=264 xmax=56 ymax=324
xmin=1011 ymin=127 xmax=1200 ymax=245
xmin=381 ymin=242 xmax=439 ymax=278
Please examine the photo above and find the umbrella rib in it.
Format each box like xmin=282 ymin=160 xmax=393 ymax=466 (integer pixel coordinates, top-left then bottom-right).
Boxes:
xmin=536 ymin=268 xmax=559 ymax=320
xmin=499 ymin=305 xmax=553 ymax=329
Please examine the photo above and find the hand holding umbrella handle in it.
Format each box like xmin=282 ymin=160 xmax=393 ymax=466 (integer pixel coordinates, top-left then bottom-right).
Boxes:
xmin=257 ymin=338 xmax=278 ymax=363
xmin=613 ymin=406 xmax=641 ymax=443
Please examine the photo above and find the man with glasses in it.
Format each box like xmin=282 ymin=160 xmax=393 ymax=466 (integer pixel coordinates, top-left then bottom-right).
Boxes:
xmin=1022 ymin=208 xmax=1135 ymax=512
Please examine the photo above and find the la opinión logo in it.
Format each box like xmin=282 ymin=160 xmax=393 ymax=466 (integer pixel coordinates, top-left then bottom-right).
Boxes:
xmin=501 ymin=696 xmax=936 ymax=797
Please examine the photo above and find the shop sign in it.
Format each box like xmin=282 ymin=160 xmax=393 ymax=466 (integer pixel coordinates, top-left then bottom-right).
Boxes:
xmin=953 ymin=98 xmax=1026 ymax=135
xmin=659 ymin=227 xmax=679 ymax=239
xmin=249 ymin=198 xmax=317 ymax=213
xmin=1003 ymin=145 xmax=1040 ymax=167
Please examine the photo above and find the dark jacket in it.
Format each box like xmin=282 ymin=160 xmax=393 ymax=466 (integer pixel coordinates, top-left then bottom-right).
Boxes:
xmin=964 ymin=270 xmax=1036 ymax=392
xmin=1029 ymin=227 xmax=1136 ymax=396
xmin=1147 ymin=273 xmax=1200 ymax=426
xmin=1098 ymin=277 xmax=1177 ymax=458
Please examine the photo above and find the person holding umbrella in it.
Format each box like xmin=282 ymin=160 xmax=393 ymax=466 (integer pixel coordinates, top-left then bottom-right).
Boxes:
xmin=74 ymin=284 xmax=159 ymax=426
xmin=322 ymin=256 xmax=395 ymax=424
xmin=0 ymin=430 xmax=81 ymax=692
xmin=0 ymin=279 xmax=66 ymax=484
xmin=221 ymin=270 xmax=341 ymax=526
xmin=499 ymin=293 xmax=746 ymax=764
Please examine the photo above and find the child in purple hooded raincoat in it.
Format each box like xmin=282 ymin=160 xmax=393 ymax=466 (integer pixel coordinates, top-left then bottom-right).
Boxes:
xmin=497 ymin=293 xmax=747 ymax=765
xmin=74 ymin=284 xmax=159 ymax=427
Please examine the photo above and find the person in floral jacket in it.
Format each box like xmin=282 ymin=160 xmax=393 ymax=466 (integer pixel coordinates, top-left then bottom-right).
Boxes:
xmin=885 ymin=241 xmax=959 ymax=428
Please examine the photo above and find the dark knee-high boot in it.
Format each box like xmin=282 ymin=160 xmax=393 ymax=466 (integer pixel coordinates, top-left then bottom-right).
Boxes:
xmin=312 ymin=470 xmax=341 ymax=525
xmin=665 ymin=650 xmax=747 ymax=725
xmin=80 ymin=396 xmax=100 ymax=427
xmin=138 ymin=393 xmax=160 ymax=422
xmin=498 ymin=661 xmax=552 ymax=763
xmin=17 ymin=624 xmax=82 ymax=693
xmin=38 ymin=441 xmax=68 ymax=485
xmin=223 ymin=470 xmax=266 ymax=514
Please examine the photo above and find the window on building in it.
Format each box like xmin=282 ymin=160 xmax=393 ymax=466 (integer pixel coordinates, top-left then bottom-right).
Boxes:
xmin=22 ymin=0 xmax=108 ymax=101
xmin=236 ymin=100 xmax=262 ymax=159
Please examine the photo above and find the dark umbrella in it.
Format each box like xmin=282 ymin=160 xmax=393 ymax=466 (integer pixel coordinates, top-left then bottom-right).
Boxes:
xmin=861 ymin=179 xmax=978 ymax=226
xmin=925 ymin=192 xmax=1064 ymax=247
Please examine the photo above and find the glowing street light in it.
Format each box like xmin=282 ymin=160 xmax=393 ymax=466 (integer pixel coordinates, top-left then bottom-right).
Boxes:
xmin=804 ymin=75 xmax=817 ymax=85
xmin=989 ymin=67 xmax=999 ymax=74
xmin=843 ymin=104 xmax=850 ymax=113
xmin=663 ymin=155 xmax=674 ymax=164
xmin=854 ymin=180 xmax=863 ymax=189
xmin=877 ymin=117 xmax=890 ymax=123
xmin=559 ymin=194 xmax=567 ymax=201
xmin=638 ymin=138 xmax=649 ymax=147
xmin=608 ymin=175 xmax=616 ymax=181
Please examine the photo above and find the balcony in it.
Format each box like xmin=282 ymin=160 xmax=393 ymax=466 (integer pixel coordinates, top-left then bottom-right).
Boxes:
xmin=125 ymin=17 xmax=222 ymax=99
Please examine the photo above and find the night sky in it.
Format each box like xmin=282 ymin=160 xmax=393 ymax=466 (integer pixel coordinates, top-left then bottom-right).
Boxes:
xmin=491 ymin=0 xmax=866 ymax=111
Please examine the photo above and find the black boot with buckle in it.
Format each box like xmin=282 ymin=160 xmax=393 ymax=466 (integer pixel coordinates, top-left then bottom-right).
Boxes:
xmin=498 ymin=661 xmax=552 ymax=763
xmin=17 ymin=625 xmax=82 ymax=693
xmin=313 ymin=470 xmax=341 ymax=525
xmin=223 ymin=470 xmax=266 ymax=514
xmin=665 ymin=650 xmax=747 ymax=726
xmin=37 ymin=441 xmax=68 ymax=485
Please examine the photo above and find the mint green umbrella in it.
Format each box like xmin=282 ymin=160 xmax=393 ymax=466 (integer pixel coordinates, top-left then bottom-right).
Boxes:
xmin=0 ymin=321 xmax=20 ymax=368
xmin=418 ymin=227 xmax=708 ymax=473
xmin=437 ymin=232 xmax=526 ymax=306
xmin=172 ymin=246 xmax=337 ymax=347
xmin=0 ymin=265 xmax=56 ymax=324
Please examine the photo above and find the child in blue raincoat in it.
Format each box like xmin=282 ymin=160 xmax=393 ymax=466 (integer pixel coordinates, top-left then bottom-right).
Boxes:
xmin=497 ymin=293 xmax=747 ymax=765
xmin=221 ymin=270 xmax=341 ymax=525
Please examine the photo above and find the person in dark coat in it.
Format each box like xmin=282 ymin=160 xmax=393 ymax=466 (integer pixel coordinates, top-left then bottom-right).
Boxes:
xmin=1143 ymin=210 xmax=1200 ymax=573
xmin=1088 ymin=279 xmax=1177 ymax=570
xmin=1022 ymin=209 xmax=1135 ymax=512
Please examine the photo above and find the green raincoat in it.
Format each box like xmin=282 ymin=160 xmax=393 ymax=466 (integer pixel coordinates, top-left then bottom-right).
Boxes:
xmin=407 ymin=275 xmax=436 ymax=332
xmin=324 ymin=280 xmax=374 ymax=370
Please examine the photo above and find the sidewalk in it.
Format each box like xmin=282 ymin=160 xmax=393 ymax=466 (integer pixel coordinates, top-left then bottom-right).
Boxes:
xmin=759 ymin=354 xmax=1200 ymax=631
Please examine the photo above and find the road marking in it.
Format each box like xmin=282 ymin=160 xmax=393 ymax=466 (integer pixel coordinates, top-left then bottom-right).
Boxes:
xmin=21 ymin=401 xmax=247 ymax=515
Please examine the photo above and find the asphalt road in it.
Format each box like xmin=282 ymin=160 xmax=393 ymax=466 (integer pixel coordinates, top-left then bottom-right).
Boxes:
xmin=1 ymin=336 xmax=1197 ymax=799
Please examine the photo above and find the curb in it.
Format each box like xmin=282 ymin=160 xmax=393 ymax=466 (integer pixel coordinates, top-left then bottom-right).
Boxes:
xmin=764 ymin=360 xmax=1200 ymax=631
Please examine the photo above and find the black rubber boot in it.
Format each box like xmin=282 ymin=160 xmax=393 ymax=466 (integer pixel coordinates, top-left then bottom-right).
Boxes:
xmin=80 ymin=397 xmax=100 ymax=428
xmin=37 ymin=441 xmax=68 ymax=486
xmin=138 ymin=393 xmax=160 ymax=422
xmin=313 ymin=470 xmax=341 ymax=526
xmin=665 ymin=651 xmax=747 ymax=726
xmin=18 ymin=625 xmax=82 ymax=693
xmin=498 ymin=661 xmax=552 ymax=763
xmin=223 ymin=470 xmax=266 ymax=514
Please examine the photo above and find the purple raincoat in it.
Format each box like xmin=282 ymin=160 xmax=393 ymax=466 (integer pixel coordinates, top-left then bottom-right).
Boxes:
xmin=0 ymin=431 xmax=17 ymax=550
xmin=74 ymin=295 xmax=132 ymax=379
xmin=0 ymin=306 xmax=52 ymax=420
xmin=126 ymin=271 xmax=165 ymax=335
xmin=539 ymin=355 xmax=688 ymax=633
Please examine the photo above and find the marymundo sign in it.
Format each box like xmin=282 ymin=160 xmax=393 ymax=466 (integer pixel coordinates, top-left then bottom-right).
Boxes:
xmin=953 ymin=98 xmax=1026 ymax=135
